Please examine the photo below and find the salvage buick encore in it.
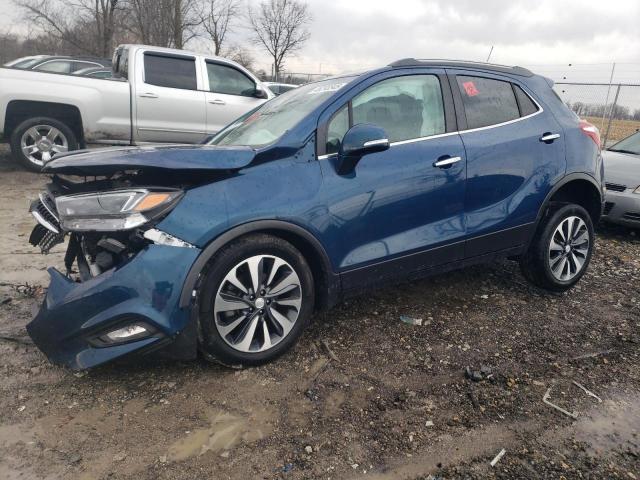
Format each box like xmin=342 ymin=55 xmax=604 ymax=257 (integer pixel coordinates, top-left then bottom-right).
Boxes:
xmin=27 ymin=59 xmax=604 ymax=370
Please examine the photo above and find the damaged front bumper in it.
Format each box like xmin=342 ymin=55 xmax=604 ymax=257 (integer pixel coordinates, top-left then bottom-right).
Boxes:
xmin=26 ymin=178 xmax=202 ymax=370
xmin=27 ymin=243 xmax=201 ymax=370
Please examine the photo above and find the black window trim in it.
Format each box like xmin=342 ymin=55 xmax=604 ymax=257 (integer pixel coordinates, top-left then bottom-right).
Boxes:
xmin=142 ymin=51 xmax=198 ymax=91
xmin=205 ymin=59 xmax=257 ymax=96
xmin=317 ymin=72 xmax=456 ymax=158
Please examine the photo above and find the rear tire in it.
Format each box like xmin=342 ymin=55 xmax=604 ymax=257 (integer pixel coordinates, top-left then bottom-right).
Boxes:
xmin=197 ymin=234 xmax=315 ymax=367
xmin=10 ymin=117 xmax=78 ymax=172
xmin=520 ymin=204 xmax=594 ymax=292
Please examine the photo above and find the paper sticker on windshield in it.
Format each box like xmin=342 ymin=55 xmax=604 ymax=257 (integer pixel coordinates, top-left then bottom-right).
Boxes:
xmin=307 ymin=83 xmax=347 ymax=95
xmin=463 ymin=81 xmax=479 ymax=97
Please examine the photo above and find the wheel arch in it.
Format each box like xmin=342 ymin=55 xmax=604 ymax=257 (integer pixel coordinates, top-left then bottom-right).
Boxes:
xmin=535 ymin=173 xmax=603 ymax=228
xmin=179 ymin=220 xmax=340 ymax=311
xmin=5 ymin=100 xmax=85 ymax=146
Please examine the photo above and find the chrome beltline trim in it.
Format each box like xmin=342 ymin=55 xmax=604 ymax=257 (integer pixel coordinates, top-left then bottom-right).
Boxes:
xmin=317 ymin=91 xmax=544 ymax=159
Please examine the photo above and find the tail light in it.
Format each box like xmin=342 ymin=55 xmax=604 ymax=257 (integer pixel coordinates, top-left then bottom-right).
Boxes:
xmin=579 ymin=120 xmax=601 ymax=149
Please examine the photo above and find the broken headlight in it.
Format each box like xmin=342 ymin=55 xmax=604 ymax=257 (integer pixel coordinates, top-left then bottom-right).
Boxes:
xmin=55 ymin=189 xmax=182 ymax=232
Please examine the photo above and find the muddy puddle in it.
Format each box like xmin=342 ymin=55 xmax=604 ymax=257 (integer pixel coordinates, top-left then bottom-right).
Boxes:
xmin=574 ymin=394 xmax=640 ymax=456
xmin=167 ymin=408 xmax=275 ymax=461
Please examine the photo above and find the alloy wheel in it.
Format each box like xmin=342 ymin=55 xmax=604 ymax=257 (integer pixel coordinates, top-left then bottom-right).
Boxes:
xmin=548 ymin=215 xmax=590 ymax=281
xmin=213 ymin=255 xmax=302 ymax=353
xmin=20 ymin=125 xmax=69 ymax=167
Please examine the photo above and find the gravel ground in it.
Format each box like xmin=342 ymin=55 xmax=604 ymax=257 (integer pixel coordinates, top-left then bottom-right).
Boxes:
xmin=0 ymin=145 xmax=639 ymax=480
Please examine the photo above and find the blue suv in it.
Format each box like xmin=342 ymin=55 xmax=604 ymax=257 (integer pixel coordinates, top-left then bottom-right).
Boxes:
xmin=27 ymin=59 xmax=604 ymax=369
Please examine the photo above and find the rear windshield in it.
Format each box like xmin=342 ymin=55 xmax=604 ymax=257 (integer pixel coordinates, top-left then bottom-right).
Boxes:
xmin=210 ymin=77 xmax=356 ymax=148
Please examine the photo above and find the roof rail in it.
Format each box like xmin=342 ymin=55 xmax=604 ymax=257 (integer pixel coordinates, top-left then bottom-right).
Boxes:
xmin=389 ymin=58 xmax=533 ymax=77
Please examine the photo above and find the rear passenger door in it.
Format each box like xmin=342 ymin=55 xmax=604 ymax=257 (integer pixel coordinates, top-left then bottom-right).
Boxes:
xmin=447 ymin=70 xmax=566 ymax=257
xmin=134 ymin=51 xmax=206 ymax=143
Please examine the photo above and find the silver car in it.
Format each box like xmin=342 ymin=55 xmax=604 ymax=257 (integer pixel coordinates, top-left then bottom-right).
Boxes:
xmin=602 ymin=130 xmax=640 ymax=227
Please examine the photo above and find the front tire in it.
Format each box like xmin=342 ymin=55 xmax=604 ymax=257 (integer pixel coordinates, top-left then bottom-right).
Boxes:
xmin=10 ymin=117 xmax=78 ymax=172
xmin=197 ymin=234 xmax=315 ymax=367
xmin=520 ymin=204 xmax=594 ymax=292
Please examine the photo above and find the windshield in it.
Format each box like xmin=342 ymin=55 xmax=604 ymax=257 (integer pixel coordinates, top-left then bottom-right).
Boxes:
xmin=210 ymin=76 xmax=356 ymax=147
xmin=5 ymin=56 xmax=44 ymax=68
xmin=608 ymin=131 xmax=640 ymax=156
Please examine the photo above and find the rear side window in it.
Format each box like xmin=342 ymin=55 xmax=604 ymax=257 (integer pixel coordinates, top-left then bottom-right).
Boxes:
xmin=144 ymin=53 xmax=197 ymax=90
xmin=207 ymin=62 xmax=256 ymax=96
xmin=457 ymin=76 xmax=519 ymax=129
xmin=514 ymin=85 xmax=539 ymax=117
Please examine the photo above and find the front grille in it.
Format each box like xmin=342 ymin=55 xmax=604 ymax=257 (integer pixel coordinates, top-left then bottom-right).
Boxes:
xmin=603 ymin=202 xmax=615 ymax=215
xmin=623 ymin=212 xmax=640 ymax=222
xmin=29 ymin=193 xmax=64 ymax=253
xmin=605 ymin=182 xmax=627 ymax=192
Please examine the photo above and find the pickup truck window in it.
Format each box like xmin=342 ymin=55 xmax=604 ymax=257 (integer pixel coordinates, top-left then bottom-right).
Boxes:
xmin=206 ymin=62 xmax=256 ymax=97
xmin=143 ymin=53 xmax=197 ymax=90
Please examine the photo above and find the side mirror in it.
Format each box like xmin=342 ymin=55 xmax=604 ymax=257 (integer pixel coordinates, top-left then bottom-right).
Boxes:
xmin=254 ymin=86 xmax=269 ymax=99
xmin=337 ymin=124 xmax=390 ymax=175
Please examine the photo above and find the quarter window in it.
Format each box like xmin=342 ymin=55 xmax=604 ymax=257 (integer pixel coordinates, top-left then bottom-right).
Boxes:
xmin=207 ymin=63 xmax=256 ymax=96
xmin=144 ymin=53 xmax=197 ymax=90
xmin=326 ymin=105 xmax=350 ymax=154
xmin=352 ymin=75 xmax=445 ymax=143
xmin=456 ymin=76 xmax=520 ymax=129
xmin=514 ymin=85 xmax=539 ymax=117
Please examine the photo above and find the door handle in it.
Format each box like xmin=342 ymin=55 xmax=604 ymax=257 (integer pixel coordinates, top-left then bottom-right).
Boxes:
xmin=139 ymin=92 xmax=159 ymax=98
xmin=433 ymin=156 xmax=462 ymax=168
xmin=209 ymin=99 xmax=226 ymax=105
xmin=540 ymin=133 xmax=560 ymax=143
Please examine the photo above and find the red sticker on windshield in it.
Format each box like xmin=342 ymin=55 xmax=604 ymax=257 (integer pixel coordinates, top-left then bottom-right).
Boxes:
xmin=463 ymin=81 xmax=479 ymax=97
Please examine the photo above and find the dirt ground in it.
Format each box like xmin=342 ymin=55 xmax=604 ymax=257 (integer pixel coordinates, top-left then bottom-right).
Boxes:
xmin=0 ymin=144 xmax=639 ymax=480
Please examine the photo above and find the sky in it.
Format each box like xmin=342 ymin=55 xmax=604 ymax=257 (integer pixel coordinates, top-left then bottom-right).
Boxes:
xmin=1 ymin=0 xmax=639 ymax=84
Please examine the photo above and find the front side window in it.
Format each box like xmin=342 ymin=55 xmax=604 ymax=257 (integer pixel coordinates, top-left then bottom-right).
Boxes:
xmin=457 ymin=76 xmax=520 ymax=129
xmin=144 ymin=53 xmax=197 ymax=90
xmin=207 ymin=63 xmax=256 ymax=96
xmin=352 ymin=75 xmax=445 ymax=143
xmin=324 ymin=75 xmax=445 ymax=153
xmin=210 ymin=76 xmax=356 ymax=148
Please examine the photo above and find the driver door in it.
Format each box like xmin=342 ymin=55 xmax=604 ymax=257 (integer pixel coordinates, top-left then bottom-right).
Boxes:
xmin=317 ymin=71 xmax=467 ymax=291
xmin=204 ymin=61 xmax=266 ymax=135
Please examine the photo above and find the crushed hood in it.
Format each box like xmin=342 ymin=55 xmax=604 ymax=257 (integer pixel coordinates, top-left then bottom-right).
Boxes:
xmin=42 ymin=144 xmax=257 ymax=176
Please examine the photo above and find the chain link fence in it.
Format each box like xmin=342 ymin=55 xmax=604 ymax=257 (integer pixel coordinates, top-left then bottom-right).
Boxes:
xmin=553 ymin=82 xmax=640 ymax=146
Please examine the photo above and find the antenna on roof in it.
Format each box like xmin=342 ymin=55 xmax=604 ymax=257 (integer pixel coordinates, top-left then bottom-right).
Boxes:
xmin=486 ymin=46 xmax=494 ymax=63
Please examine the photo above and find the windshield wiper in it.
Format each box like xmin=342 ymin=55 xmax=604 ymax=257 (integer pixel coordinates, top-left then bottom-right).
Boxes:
xmin=608 ymin=148 xmax=639 ymax=155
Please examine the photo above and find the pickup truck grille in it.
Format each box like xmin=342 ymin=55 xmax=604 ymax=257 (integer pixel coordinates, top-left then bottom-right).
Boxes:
xmin=605 ymin=182 xmax=627 ymax=192
xmin=29 ymin=193 xmax=64 ymax=253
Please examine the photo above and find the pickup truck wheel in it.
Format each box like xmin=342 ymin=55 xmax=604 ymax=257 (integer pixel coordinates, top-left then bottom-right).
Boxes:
xmin=10 ymin=117 xmax=78 ymax=172
xmin=197 ymin=234 xmax=315 ymax=367
xmin=520 ymin=204 xmax=594 ymax=292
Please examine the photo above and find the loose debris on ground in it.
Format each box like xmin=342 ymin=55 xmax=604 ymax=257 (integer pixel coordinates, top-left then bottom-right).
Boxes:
xmin=1 ymin=146 xmax=639 ymax=479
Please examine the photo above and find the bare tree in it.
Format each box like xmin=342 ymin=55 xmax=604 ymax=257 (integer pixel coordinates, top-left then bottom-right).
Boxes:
xmin=125 ymin=0 xmax=199 ymax=49
xmin=248 ymin=0 xmax=311 ymax=79
xmin=224 ymin=44 xmax=256 ymax=71
xmin=15 ymin=0 xmax=122 ymax=57
xmin=199 ymin=0 xmax=239 ymax=55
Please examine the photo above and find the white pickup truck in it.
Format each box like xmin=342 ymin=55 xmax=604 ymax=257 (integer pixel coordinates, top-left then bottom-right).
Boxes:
xmin=0 ymin=44 xmax=273 ymax=171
